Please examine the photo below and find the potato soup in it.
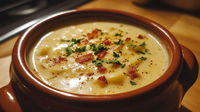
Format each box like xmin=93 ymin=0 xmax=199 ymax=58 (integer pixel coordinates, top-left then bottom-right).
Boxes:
xmin=28 ymin=20 xmax=169 ymax=95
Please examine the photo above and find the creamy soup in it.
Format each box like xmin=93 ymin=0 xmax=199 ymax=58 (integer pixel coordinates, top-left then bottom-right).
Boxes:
xmin=28 ymin=20 xmax=169 ymax=95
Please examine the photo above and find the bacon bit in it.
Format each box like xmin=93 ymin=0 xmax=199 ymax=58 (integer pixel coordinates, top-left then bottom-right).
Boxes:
xmin=75 ymin=53 xmax=94 ymax=64
xmin=125 ymin=37 xmax=131 ymax=41
xmin=81 ymin=39 xmax=89 ymax=45
xmin=87 ymin=29 xmax=100 ymax=40
xmin=137 ymin=34 xmax=145 ymax=39
xmin=53 ymin=56 xmax=66 ymax=64
xmin=96 ymin=50 xmax=107 ymax=59
xmin=98 ymin=76 xmax=108 ymax=84
xmin=128 ymin=67 xmax=138 ymax=79
xmin=103 ymin=40 xmax=111 ymax=45
xmin=97 ymin=65 xmax=107 ymax=73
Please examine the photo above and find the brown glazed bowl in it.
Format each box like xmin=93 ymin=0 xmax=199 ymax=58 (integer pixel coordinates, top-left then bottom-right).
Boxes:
xmin=0 ymin=9 xmax=199 ymax=112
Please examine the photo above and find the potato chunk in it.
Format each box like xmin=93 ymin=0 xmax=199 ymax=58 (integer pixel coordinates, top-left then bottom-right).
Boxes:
xmin=106 ymin=73 xmax=124 ymax=84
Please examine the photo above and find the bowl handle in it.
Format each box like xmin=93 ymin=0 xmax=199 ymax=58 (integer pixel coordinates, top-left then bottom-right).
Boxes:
xmin=0 ymin=83 xmax=22 ymax=112
xmin=178 ymin=45 xmax=199 ymax=93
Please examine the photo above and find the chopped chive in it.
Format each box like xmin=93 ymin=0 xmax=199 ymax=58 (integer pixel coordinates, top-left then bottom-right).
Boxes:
xmin=130 ymin=81 xmax=137 ymax=86
xmin=65 ymin=47 xmax=73 ymax=56
xmin=75 ymin=46 xmax=86 ymax=53
xmin=121 ymin=64 xmax=126 ymax=68
xmin=136 ymin=51 xmax=145 ymax=54
xmin=71 ymin=38 xmax=84 ymax=44
xmin=114 ymin=33 xmax=123 ymax=37
xmin=113 ymin=52 xmax=120 ymax=58
xmin=106 ymin=59 xmax=125 ymax=68
xmin=139 ymin=56 xmax=147 ymax=60
xmin=139 ymin=42 xmax=146 ymax=47
xmin=114 ymin=39 xmax=123 ymax=45
xmin=92 ymin=59 xmax=104 ymax=66
xmin=91 ymin=44 xmax=107 ymax=55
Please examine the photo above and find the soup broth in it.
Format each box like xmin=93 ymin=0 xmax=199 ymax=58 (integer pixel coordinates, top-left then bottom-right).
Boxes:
xmin=29 ymin=20 xmax=169 ymax=95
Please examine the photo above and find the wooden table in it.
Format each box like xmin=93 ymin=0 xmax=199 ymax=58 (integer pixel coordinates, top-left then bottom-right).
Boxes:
xmin=0 ymin=0 xmax=199 ymax=111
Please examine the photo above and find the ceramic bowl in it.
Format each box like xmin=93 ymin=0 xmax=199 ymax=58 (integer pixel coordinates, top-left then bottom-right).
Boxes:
xmin=0 ymin=9 xmax=199 ymax=112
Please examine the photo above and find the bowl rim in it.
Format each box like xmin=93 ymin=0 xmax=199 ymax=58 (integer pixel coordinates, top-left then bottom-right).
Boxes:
xmin=12 ymin=9 xmax=182 ymax=102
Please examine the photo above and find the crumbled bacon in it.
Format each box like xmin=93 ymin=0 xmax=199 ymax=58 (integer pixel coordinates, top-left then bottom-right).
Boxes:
xmin=75 ymin=53 xmax=94 ymax=64
xmin=53 ymin=56 xmax=66 ymax=64
xmin=128 ymin=67 xmax=138 ymax=79
xmin=103 ymin=40 xmax=111 ymax=45
xmin=98 ymin=76 xmax=107 ymax=84
xmin=137 ymin=34 xmax=145 ymax=39
xmin=96 ymin=50 xmax=107 ymax=59
xmin=97 ymin=65 xmax=107 ymax=73
xmin=125 ymin=37 xmax=131 ymax=41
xmin=87 ymin=29 xmax=100 ymax=40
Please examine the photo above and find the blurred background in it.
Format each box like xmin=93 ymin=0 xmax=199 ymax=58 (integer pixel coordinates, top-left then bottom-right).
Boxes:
xmin=0 ymin=0 xmax=199 ymax=43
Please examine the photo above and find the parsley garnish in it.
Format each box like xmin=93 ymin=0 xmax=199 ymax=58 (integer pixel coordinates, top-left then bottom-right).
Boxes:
xmin=71 ymin=38 xmax=84 ymax=44
xmin=136 ymin=51 xmax=145 ymax=54
xmin=139 ymin=42 xmax=146 ymax=47
xmin=60 ymin=38 xmax=84 ymax=44
xmin=114 ymin=39 xmax=123 ymax=45
xmin=127 ymin=44 xmax=137 ymax=49
xmin=130 ymin=81 xmax=137 ymax=86
xmin=96 ymin=28 xmax=102 ymax=32
xmin=91 ymin=44 xmax=107 ymax=55
xmin=115 ymin=33 xmax=123 ymax=37
xmin=106 ymin=59 xmax=125 ymax=68
xmin=65 ymin=47 xmax=73 ymax=56
xmin=121 ymin=64 xmax=126 ymax=68
xmin=92 ymin=59 xmax=104 ymax=66
xmin=145 ymin=49 xmax=149 ymax=52
xmin=113 ymin=52 xmax=120 ymax=58
xmin=75 ymin=46 xmax=86 ymax=53
xmin=138 ymin=56 xmax=147 ymax=60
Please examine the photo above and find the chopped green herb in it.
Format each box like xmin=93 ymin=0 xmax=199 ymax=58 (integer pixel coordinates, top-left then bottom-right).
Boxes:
xmin=92 ymin=59 xmax=104 ymax=66
xmin=115 ymin=33 xmax=123 ymax=37
xmin=61 ymin=39 xmax=70 ymax=42
xmin=71 ymin=38 xmax=84 ymax=44
xmin=136 ymin=51 xmax=145 ymax=54
xmin=106 ymin=59 xmax=121 ymax=64
xmin=61 ymin=38 xmax=84 ymax=44
xmin=138 ymin=56 xmax=147 ymax=60
xmin=121 ymin=64 xmax=126 ymax=68
xmin=130 ymin=81 xmax=137 ymax=86
xmin=114 ymin=39 xmax=124 ymax=45
xmin=91 ymin=44 xmax=107 ymax=55
xmin=69 ymin=43 xmax=74 ymax=47
xmin=98 ymin=44 xmax=107 ymax=51
xmin=90 ymin=44 xmax=96 ymax=49
xmin=145 ymin=49 xmax=149 ymax=52
xmin=96 ymin=28 xmax=102 ymax=32
xmin=75 ymin=46 xmax=86 ymax=53
xmin=127 ymin=44 xmax=137 ymax=49
xmin=139 ymin=42 xmax=146 ymax=47
xmin=113 ymin=52 xmax=120 ymax=58
xmin=106 ymin=59 xmax=125 ymax=68
xmin=65 ymin=47 xmax=73 ymax=56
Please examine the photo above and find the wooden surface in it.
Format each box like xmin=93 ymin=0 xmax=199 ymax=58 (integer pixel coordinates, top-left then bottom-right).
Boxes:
xmin=0 ymin=0 xmax=199 ymax=111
